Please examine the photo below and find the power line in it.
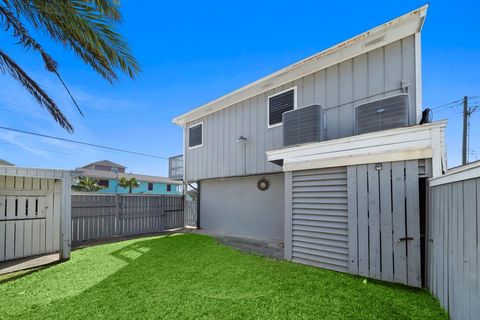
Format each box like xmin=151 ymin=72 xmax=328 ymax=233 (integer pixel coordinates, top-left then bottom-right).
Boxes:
xmin=0 ymin=126 xmax=169 ymax=160
xmin=0 ymin=140 xmax=77 ymax=157
xmin=430 ymin=96 xmax=479 ymax=112
xmin=430 ymin=99 xmax=464 ymax=110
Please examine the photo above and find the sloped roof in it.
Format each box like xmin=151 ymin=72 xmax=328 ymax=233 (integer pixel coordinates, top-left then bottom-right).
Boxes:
xmin=0 ymin=159 xmax=14 ymax=166
xmin=173 ymin=5 xmax=428 ymax=126
xmin=80 ymin=160 xmax=126 ymax=169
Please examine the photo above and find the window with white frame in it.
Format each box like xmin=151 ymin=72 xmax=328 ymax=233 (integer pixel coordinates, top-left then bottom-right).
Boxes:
xmin=268 ymin=88 xmax=295 ymax=127
xmin=188 ymin=123 xmax=203 ymax=148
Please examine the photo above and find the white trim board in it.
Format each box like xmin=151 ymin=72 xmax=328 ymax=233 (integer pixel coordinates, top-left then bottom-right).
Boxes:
xmin=266 ymin=121 xmax=446 ymax=177
xmin=429 ymin=161 xmax=480 ymax=187
xmin=173 ymin=5 xmax=428 ymax=126
xmin=0 ymin=166 xmax=73 ymax=179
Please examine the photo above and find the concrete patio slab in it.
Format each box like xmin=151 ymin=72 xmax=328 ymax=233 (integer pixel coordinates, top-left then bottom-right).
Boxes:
xmin=0 ymin=253 xmax=60 ymax=276
xmin=192 ymin=230 xmax=284 ymax=259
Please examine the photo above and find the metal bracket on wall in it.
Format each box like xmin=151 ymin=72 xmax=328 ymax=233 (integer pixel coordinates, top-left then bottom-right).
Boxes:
xmin=395 ymin=236 xmax=414 ymax=243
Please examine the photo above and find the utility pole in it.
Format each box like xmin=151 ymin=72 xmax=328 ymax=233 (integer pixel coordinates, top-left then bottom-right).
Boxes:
xmin=462 ymin=96 xmax=468 ymax=165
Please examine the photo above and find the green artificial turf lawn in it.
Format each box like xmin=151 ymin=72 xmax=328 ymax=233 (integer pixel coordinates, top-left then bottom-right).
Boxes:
xmin=0 ymin=233 xmax=446 ymax=319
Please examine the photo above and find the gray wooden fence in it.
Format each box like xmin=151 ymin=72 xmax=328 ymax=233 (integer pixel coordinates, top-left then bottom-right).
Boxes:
xmin=428 ymin=162 xmax=480 ymax=320
xmin=71 ymin=194 xmax=184 ymax=245
xmin=184 ymin=200 xmax=197 ymax=227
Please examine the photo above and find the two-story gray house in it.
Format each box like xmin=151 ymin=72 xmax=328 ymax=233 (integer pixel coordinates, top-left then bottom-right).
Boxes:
xmin=174 ymin=5 xmax=447 ymax=288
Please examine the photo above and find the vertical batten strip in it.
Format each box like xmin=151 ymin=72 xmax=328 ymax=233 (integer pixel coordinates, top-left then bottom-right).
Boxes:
xmin=356 ymin=165 xmax=369 ymax=276
xmin=347 ymin=166 xmax=358 ymax=274
xmin=392 ymin=161 xmax=407 ymax=284
xmin=367 ymin=164 xmax=381 ymax=278
xmin=405 ymin=160 xmax=421 ymax=287
xmin=379 ymin=162 xmax=394 ymax=281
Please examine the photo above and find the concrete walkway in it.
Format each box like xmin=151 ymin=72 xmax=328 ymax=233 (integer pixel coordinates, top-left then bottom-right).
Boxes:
xmin=0 ymin=253 xmax=60 ymax=276
xmin=192 ymin=230 xmax=284 ymax=259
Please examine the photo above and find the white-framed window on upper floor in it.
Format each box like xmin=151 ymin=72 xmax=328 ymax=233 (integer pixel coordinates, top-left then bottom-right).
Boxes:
xmin=267 ymin=87 xmax=297 ymax=129
xmin=188 ymin=122 xmax=203 ymax=149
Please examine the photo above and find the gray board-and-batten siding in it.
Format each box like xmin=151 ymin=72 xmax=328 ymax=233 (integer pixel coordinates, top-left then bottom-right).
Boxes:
xmin=185 ymin=35 xmax=419 ymax=181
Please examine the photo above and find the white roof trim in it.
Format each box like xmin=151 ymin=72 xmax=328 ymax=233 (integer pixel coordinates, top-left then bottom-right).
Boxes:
xmin=429 ymin=161 xmax=480 ymax=187
xmin=266 ymin=121 xmax=447 ymax=177
xmin=0 ymin=166 xmax=73 ymax=179
xmin=173 ymin=5 xmax=428 ymax=126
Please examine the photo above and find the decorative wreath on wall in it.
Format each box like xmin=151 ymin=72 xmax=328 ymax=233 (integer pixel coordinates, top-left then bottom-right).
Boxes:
xmin=257 ymin=178 xmax=270 ymax=191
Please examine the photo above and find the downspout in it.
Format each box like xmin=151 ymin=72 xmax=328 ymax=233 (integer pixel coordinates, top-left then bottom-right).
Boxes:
xmin=196 ymin=181 xmax=201 ymax=229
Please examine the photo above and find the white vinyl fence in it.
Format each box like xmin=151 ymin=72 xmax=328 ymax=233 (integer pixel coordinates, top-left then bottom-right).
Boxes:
xmin=71 ymin=194 xmax=184 ymax=245
xmin=428 ymin=162 xmax=480 ymax=320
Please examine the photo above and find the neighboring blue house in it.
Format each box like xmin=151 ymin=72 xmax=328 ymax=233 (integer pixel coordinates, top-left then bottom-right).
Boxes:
xmin=75 ymin=160 xmax=182 ymax=195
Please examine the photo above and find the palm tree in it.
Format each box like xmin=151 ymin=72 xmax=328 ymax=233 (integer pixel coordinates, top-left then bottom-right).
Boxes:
xmin=0 ymin=0 xmax=140 ymax=132
xmin=72 ymin=176 xmax=102 ymax=192
xmin=118 ymin=176 xmax=139 ymax=193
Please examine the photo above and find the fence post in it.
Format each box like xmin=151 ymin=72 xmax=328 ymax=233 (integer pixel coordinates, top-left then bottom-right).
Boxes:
xmin=115 ymin=194 xmax=121 ymax=236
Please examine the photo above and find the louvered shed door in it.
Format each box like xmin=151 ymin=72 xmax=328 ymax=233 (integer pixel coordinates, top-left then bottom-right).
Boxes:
xmin=291 ymin=167 xmax=349 ymax=272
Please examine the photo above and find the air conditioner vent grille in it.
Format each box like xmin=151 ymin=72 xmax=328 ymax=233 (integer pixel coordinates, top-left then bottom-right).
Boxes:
xmin=283 ymin=104 xmax=326 ymax=147
xmin=355 ymin=94 xmax=409 ymax=135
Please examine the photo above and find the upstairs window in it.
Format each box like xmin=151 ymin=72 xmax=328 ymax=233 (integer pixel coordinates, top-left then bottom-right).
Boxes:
xmin=166 ymin=184 xmax=172 ymax=192
xmin=268 ymin=88 xmax=296 ymax=128
xmin=188 ymin=123 xmax=203 ymax=148
xmin=148 ymin=183 xmax=154 ymax=191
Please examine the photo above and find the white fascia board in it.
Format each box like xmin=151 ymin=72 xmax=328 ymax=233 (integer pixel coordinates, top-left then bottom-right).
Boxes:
xmin=267 ymin=121 xmax=446 ymax=173
xmin=429 ymin=161 xmax=480 ymax=187
xmin=173 ymin=5 xmax=428 ymax=126
xmin=0 ymin=166 xmax=72 ymax=179
xmin=283 ymin=148 xmax=433 ymax=172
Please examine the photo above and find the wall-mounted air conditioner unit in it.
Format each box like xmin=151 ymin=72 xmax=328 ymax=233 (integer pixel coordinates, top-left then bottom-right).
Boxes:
xmin=283 ymin=104 xmax=326 ymax=147
xmin=355 ymin=94 xmax=409 ymax=135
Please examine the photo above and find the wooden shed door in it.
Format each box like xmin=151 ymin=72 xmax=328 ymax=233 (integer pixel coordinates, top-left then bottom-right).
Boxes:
xmin=347 ymin=160 xmax=422 ymax=287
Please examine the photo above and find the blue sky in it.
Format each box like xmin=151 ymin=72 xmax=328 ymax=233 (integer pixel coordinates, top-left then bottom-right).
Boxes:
xmin=0 ymin=0 xmax=479 ymax=176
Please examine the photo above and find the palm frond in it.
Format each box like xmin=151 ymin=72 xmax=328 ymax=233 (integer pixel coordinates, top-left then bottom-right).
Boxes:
xmin=84 ymin=0 xmax=122 ymax=22
xmin=6 ymin=0 xmax=141 ymax=81
xmin=0 ymin=4 xmax=84 ymax=117
xmin=0 ymin=48 xmax=74 ymax=132
xmin=0 ymin=5 xmax=57 ymax=72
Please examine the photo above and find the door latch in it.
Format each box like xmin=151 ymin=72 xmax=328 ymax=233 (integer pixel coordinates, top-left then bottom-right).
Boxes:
xmin=396 ymin=236 xmax=414 ymax=243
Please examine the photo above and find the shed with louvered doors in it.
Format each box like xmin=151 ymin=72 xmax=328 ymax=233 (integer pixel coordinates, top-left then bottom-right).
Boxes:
xmin=0 ymin=166 xmax=73 ymax=262
xmin=270 ymin=121 xmax=447 ymax=288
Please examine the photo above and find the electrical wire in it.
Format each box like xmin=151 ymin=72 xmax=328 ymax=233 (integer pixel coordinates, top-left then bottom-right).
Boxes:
xmin=0 ymin=126 xmax=169 ymax=160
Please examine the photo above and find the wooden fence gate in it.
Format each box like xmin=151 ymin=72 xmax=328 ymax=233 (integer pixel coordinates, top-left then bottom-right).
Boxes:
xmin=0 ymin=176 xmax=62 ymax=262
xmin=71 ymin=194 xmax=184 ymax=245
xmin=347 ymin=160 xmax=422 ymax=287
